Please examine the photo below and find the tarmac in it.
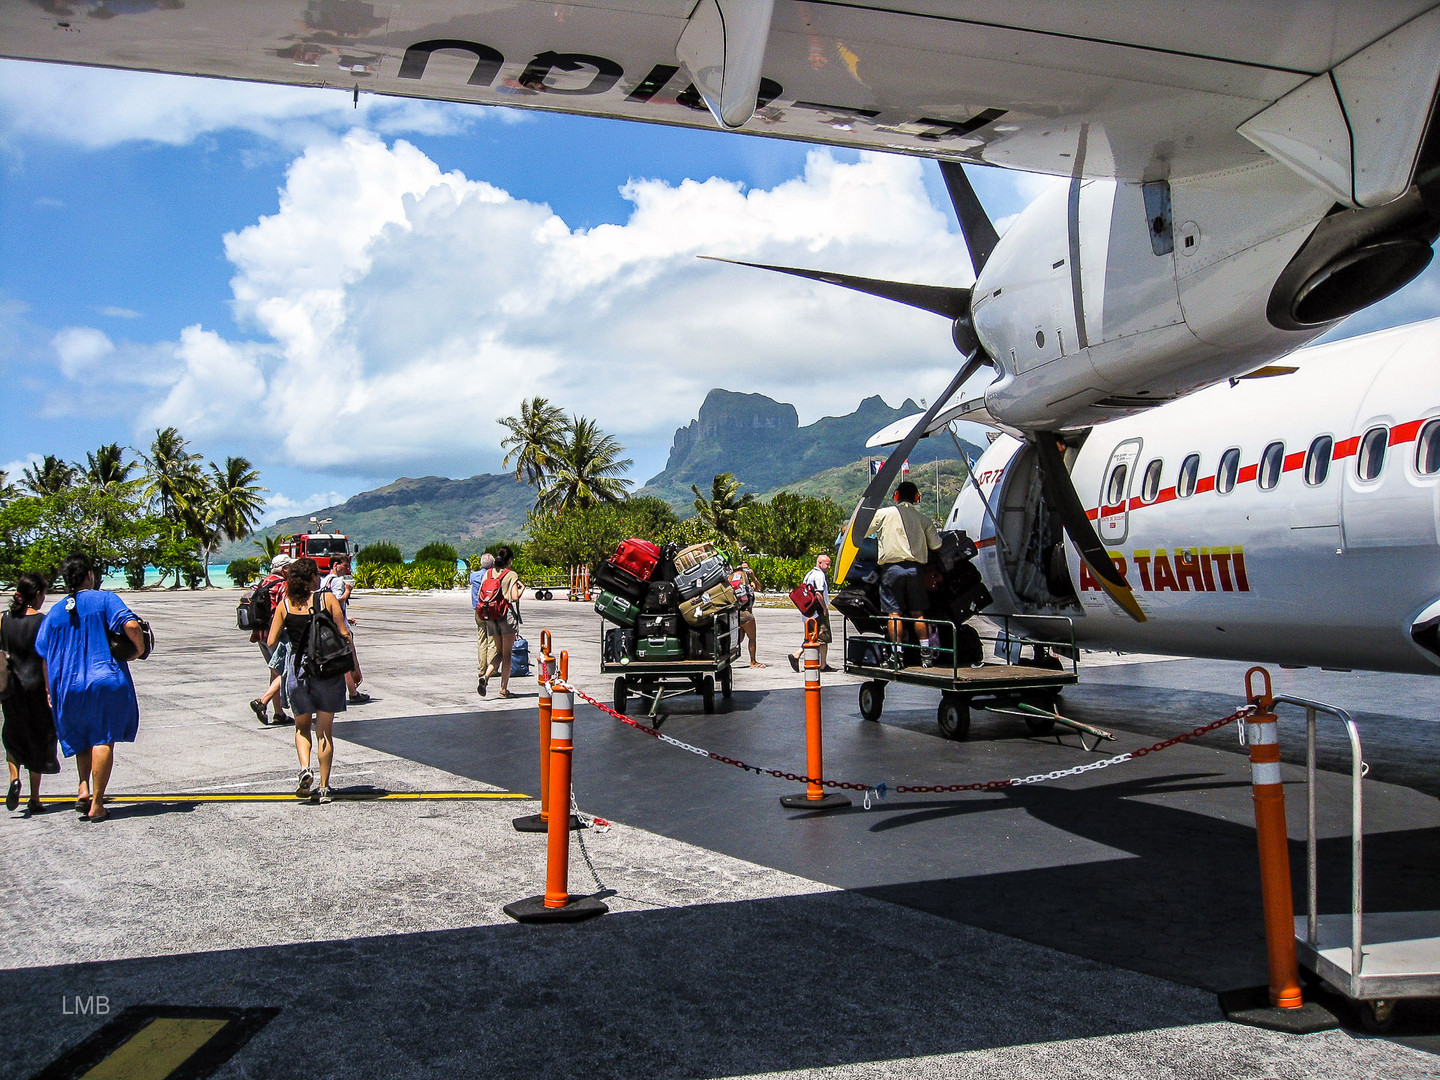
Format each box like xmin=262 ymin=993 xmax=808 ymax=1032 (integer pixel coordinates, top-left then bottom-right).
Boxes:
xmin=3 ymin=588 xmax=1440 ymax=1078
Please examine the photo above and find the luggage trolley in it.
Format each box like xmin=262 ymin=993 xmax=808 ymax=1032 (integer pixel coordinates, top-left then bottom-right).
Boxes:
xmin=1286 ymin=694 xmax=1440 ymax=1031
xmin=601 ymin=615 xmax=742 ymax=725
xmin=843 ymin=613 xmax=1094 ymax=742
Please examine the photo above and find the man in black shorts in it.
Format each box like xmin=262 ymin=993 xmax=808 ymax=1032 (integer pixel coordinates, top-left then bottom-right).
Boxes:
xmin=870 ymin=481 xmax=942 ymax=664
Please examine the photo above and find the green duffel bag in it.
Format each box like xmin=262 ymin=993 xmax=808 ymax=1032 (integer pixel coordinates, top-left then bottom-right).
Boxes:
xmin=635 ymin=634 xmax=684 ymax=660
xmin=594 ymin=589 xmax=641 ymax=628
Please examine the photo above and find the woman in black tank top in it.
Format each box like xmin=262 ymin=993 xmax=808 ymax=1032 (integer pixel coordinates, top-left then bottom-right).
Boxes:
xmin=265 ymin=557 xmax=350 ymax=804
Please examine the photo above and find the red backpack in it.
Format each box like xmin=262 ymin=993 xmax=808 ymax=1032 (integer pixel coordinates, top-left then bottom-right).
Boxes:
xmin=476 ymin=570 xmax=511 ymax=620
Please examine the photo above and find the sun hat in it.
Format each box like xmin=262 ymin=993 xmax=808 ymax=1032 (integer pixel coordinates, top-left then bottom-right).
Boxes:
xmin=270 ymin=554 xmax=294 ymax=571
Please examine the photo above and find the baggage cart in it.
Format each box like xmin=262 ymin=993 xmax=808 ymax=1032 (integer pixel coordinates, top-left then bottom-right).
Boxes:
xmin=601 ymin=614 xmax=742 ymax=725
xmin=526 ymin=577 xmax=581 ymax=601
xmin=842 ymin=613 xmax=1098 ymax=743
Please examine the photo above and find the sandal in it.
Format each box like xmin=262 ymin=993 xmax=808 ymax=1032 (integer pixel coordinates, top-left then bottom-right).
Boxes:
xmin=249 ymin=699 xmax=268 ymax=724
xmin=749 ymin=662 xmax=767 ymax=668
xmin=75 ymin=795 xmax=91 ymax=814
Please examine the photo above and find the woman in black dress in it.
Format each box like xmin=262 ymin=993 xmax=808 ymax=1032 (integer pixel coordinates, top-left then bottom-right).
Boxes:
xmin=2 ymin=574 xmax=59 ymax=814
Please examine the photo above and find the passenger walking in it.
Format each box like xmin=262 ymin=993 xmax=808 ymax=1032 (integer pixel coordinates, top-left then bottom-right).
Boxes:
xmin=266 ymin=557 xmax=350 ymax=804
xmin=730 ymin=563 xmax=765 ymax=667
xmin=34 ymin=553 xmax=145 ymax=822
xmin=473 ymin=546 xmax=524 ymax=699
xmin=869 ymin=480 xmax=943 ymax=664
xmin=322 ymin=553 xmax=369 ymax=705
xmin=2 ymin=574 xmax=59 ymax=814
xmin=789 ymin=554 xmax=836 ymax=672
xmin=249 ymin=554 xmax=292 ymax=725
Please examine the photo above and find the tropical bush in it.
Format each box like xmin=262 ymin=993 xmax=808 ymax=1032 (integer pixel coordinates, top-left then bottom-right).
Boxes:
xmin=736 ymin=493 xmax=847 ymax=560
xmin=226 ymin=557 xmax=262 ymax=587
xmin=741 ymin=555 xmax=814 ymax=592
xmin=413 ymin=541 xmax=459 ymax=565
xmin=525 ymin=497 xmax=680 ymax=570
xmin=356 ymin=541 xmax=403 ymax=565
xmin=353 ymin=562 xmax=466 ymax=590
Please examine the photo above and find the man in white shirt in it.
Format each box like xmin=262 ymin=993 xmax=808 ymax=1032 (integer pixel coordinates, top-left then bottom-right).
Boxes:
xmin=869 ymin=481 xmax=942 ymax=662
xmin=788 ymin=553 xmax=835 ymax=672
xmin=321 ymin=553 xmax=369 ymax=704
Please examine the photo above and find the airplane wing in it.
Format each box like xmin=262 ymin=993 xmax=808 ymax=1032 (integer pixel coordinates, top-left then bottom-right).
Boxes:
xmin=4 ymin=1 xmax=1438 ymax=193
xmin=866 ymin=396 xmax=1023 ymax=445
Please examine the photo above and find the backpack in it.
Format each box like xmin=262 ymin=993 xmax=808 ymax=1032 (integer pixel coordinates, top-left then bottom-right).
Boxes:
xmin=247 ymin=576 xmax=277 ymax=632
xmin=510 ymin=635 xmax=530 ymax=677
xmin=302 ymin=591 xmax=355 ymax=680
xmin=475 ymin=569 xmax=512 ymax=621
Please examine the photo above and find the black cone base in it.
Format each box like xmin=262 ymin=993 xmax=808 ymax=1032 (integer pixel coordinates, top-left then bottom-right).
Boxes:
xmin=512 ymin=813 xmax=584 ymax=833
xmin=504 ymin=894 xmax=608 ymax=924
xmin=780 ymin=792 xmax=851 ymax=810
xmin=1217 ymin=986 xmax=1339 ymax=1033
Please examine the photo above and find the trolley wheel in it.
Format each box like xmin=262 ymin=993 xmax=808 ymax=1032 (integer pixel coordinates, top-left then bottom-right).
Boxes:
xmin=719 ymin=667 xmax=733 ymax=699
xmin=858 ymin=680 xmax=885 ymax=722
xmin=937 ymin=693 xmax=971 ymax=740
xmin=542 ymin=589 xmax=554 ymax=601
xmin=702 ymin=674 xmax=716 ymax=714
xmin=614 ymin=677 xmax=628 ymax=716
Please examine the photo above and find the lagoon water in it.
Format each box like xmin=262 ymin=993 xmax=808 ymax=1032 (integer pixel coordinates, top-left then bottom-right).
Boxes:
xmin=99 ymin=564 xmax=239 ymax=591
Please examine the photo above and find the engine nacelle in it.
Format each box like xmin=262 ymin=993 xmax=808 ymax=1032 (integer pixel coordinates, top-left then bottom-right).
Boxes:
xmin=971 ymin=161 xmax=1343 ymax=431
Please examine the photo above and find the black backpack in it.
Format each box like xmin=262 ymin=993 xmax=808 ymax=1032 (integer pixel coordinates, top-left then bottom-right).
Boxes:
xmin=246 ymin=576 xmax=277 ymax=632
xmin=302 ymin=591 xmax=355 ymax=680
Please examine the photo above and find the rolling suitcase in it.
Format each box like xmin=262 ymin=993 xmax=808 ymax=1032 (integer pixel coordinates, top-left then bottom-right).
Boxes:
xmin=642 ymin=579 xmax=679 ymax=613
xmin=684 ymin=624 xmax=714 ymax=660
xmin=673 ymin=542 xmax=718 ymax=575
xmin=594 ymin=589 xmax=641 ymax=627
xmin=595 ymin=561 xmax=647 ymax=602
xmin=638 ymin=613 xmax=681 ymax=638
xmin=636 ymin=634 xmax=684 ymax=661
xmin=680 ymin=582 xmax=737 ymax=626
xmin=675 ymin=555 xmax=727 ymax=599
xmin=847 ymin=636 xmax=888 ymax=667
xmin=603 ymin=627 xmax=636 ymax=663
xmin=610 ymin=538 xmax=661 ymax=582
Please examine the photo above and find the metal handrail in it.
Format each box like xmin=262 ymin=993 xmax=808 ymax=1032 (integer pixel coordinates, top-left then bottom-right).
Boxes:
xmin=1273 ymin=694 xmax=1364 ymax=994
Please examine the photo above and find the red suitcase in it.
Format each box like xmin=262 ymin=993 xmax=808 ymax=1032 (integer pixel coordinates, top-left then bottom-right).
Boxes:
xmin=610 ymin=538 xmax=661 ymax=582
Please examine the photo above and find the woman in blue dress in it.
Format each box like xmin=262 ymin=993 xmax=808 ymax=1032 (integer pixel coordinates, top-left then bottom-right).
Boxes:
xmin=35 ymin=553 xmax=145 ymax=822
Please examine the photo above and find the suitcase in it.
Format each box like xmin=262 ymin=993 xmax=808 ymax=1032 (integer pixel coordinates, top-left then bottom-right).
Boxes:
xmin=673 ymin=542 xmax=718 ymax=575
xmin=595 ymin=561 xmax=647 ymax=602
xmin=594 ymin=589 xmax=641 ymax=627
xmin=685 ymin=624 xmax=714 ymax=660
xmin=680 ymin=582 xmax=737 ymax=626
xmin=638 ymin=613 xmax=681 ymax=638
xmin=642 ymin=579 xmax=679 ymax=613
xmin=674 ymin=555 xmax=727 ymax=599
xmin=635 ymin=634 xmax=684 ymax=661
xmin=847 ymin=635 xmax=888 ymax=667
xmin=603 ymin=627 xmax=636 ymax=663
xmin=611 ymin=538 xmax=661 ymax=582
xmin=833 ymin=585 xmax=885 ymax=635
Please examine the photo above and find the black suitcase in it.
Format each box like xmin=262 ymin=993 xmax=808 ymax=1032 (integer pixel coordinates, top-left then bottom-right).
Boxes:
xmin=685 ymin=624 xmax=714 ymax=660
xmin=832 ymin=585 xmax=885 ymax=635
xmin=638 ymin=613 xmax=681 ymax=638
xmin=595 ymin=560 xmax=646 ymax=602
xmin=642 ymin=579 xmax=679 ymax=613
xmin=603 ymin=627 xmax=636 ymax=663
xmin=847 ymin=635 xmax=888 ymax=667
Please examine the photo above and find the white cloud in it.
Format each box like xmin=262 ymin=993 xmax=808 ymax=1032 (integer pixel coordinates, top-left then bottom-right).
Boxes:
xmin=1 ymin=453 xmax=42 ymax=483
xmin=260 ymin=490 xmax=353 ymax=527
xmin=0 ymin=59 xmax=481 ymax=152
xmin=97 ymin=306 xmax=141 ymax=319
xmin=51 ymin=326 xmax=115 ymax=378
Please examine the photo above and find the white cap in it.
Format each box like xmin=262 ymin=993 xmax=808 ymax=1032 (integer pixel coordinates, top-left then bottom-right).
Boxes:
xmin=270 ymin=554 xmax=293 ymax=571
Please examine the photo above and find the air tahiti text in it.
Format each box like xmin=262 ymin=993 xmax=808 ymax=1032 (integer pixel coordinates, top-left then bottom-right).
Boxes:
xmin=1078 ymin=547 xmax=1251 ymax=593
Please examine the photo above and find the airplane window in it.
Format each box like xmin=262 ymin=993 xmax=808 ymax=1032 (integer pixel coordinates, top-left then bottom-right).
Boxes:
xmin=1177 ymin=454 xmax=1200 ymax=498
xmin=1417 ymin=421 xmax=1440 ymax=475
xmin=1357 ymin=427 xmax=1388 ymax=481
xmin=1305 ymin=436 xmax=1332 ymax=486
xmin=1141 ymin=459 xmax=1162 ymax=503
xmin=1216 ymin=448 xmax=1240 ymax=494
xmin=1258 ymin=441 xmax=1284 ymax=491
xmin=1105 ymin=462 xmax=1128 ymax=505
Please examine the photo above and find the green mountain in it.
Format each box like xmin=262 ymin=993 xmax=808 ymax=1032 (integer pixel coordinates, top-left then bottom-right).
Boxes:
xmin=758 ymin=457 xmax=976 ymax=517
xmin=637 ymin=388 xmax=980 ymax=509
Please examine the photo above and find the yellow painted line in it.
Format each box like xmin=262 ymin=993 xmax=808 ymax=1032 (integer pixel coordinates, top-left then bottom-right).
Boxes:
xmin=79 ymin=1016 xmax=228 ymax=1080
xmin=37 ymin=791 xmax=528 ymax=804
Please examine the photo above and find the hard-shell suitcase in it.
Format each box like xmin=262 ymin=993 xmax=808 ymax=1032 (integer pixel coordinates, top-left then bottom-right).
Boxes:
xmin=675 ymin=555 xmax=727 ymax=599
xmin=638 ymin=613 xmax=681 ymax=638
xmin=685 ymin=624 xmax=714 ymax=660
xmin=673 ymin=542 xmax=718 ymax=575
xmin=635 ymin=634 xmax=684 ymax=661
xmin=611 ymin=538 xmax=661 ymax=582
xmin=642 ymin=579 xmax=679 ymax=613
xmin=595 ymin=561 xmax=647 ymax=602
xmin=847 ymin=635 xmax=888 ymax=667
xmin=594 ymin=589 xmax=641 ymax=627
xmin=680 ymin=582 xmax=737 ymax=626
xmin=603 ymin=627 xmax=636 ymax=663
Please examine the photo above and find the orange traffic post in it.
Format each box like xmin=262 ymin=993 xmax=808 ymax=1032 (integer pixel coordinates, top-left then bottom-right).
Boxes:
xmin=514 ymin=639 xmax=581 ymax=834
xmin=505 ymin=679 xmax=607 ymax=923
xmin=1245 ymin=667 xmax=1303 ymax=1010
xmin=780 ymin=618 xmax=850 ymax=811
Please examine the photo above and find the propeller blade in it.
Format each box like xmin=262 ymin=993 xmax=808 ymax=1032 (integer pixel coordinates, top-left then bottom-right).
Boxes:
xmin=1031 ymin=433 xmax=1146 ymax=623
xmin=938 ymin=161 xmax=1000 ymax=278
xmin=834 ymin=352 xmax=987 ymax=585
xmin=699 ymin=256 xmax=971 ymax=320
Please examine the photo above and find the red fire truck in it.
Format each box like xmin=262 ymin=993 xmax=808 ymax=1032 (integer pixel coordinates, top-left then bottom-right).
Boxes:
xmin=279 ymin=532 xmax=353 ymax=573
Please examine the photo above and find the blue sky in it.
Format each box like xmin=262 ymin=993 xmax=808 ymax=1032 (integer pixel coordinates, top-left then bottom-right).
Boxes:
xmin=2 ymin=58 xmax=1438 ymax=525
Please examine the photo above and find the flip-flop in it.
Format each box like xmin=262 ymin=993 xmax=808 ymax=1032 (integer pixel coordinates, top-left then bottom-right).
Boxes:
xmin=75 ymin=796 xmax=91 ymax=814
xmin=749 ymin=662 xmax=767 ymax=668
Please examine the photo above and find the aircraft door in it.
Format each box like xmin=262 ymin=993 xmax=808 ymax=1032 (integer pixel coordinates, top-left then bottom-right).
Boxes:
xmin=1098 ymin=438 xmax=1142 ymax=544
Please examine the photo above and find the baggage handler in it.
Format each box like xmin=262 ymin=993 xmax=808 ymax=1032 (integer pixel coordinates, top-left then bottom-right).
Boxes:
xmin=869 ymin=481 xmax=942 ymax=665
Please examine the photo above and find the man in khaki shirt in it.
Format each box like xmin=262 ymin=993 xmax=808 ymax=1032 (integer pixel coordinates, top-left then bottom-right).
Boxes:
xmin=868 ymin=481 xmax=942 ymax=660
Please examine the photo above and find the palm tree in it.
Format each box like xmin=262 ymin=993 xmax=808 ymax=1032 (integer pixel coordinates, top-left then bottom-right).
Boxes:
xmin=252 ymin=533 xmax=285 ymax=559
xmin=691 ymin=472 xmax=755 ymax=542
xmin=499 ymin=396 xmax=569 ymax=490
xmin=84 ymin=443 xmax=137 ymax=491
xmin=20 ymin=455 xmax=76 ymax=496
xmin=139 ymin=427 xmax=203 ymax=517
xmin=0 ymin=470 xmax=14 ymax=506
xmin=185 ymin=457 xmax=266 ymax=587
xmin=536 ymin=417 xmax=633 ymax=513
